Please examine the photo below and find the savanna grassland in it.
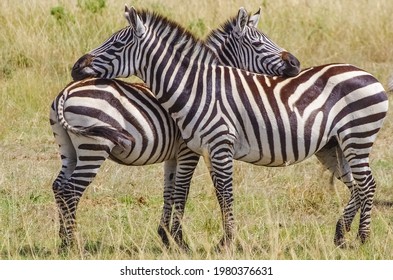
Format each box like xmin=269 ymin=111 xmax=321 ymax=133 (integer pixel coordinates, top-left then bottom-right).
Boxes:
xmin=1 ymin=0 xmax=393 ymax=260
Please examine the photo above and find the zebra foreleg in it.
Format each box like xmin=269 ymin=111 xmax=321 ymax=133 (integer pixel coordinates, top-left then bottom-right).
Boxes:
xmin=170 ymin=149 xmax=200 ymax=251
xmin=158 ymin=159 xmax=177 ymax=248
xmin=203 ymin=145 xmax=235 ymax=250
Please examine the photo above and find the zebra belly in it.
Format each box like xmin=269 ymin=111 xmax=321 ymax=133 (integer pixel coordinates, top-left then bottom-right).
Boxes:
xmin=109 ymin=142 xmax=178 ymax=166
xmin=233 ymin=133 xmax=324 ymax=167
xmin=235 ymin=150 xmax=311 ymax=167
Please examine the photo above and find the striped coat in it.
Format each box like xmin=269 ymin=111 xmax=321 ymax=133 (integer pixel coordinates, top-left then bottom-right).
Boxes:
xmin=51 ymin=7 xmax=300 ymax=249
xmin=70 ymin=7 xmax=388 ymax=248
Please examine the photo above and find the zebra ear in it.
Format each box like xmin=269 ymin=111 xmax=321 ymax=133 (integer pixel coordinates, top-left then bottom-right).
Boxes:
xmin=248 ymin=7 xmax=261 ymax=27
xmin=234 ymin=7 xmax=249 ymax=35
xmin=124 ymin=5 xmax=146 ymax=37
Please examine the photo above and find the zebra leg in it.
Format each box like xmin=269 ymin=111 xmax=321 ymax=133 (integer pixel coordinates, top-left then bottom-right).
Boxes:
xmin=347 ymin=158 xmax=376 ymax=244
xmin=315 ymin=145 xmax=361 ymax=246
xmin=56 ymin=140 xmax=110 ymax=249
xmin=50 ymin=110 xmax=78 ymax=248
xmin=203 ymin=145 xmax=235 ymax=250
xmin=157 ymin=159 xmax=177 ymax=247
xmin=170 ymin=145 xmax=200 ymax=251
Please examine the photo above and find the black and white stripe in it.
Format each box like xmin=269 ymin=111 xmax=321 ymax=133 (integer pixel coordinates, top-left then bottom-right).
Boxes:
xmin=206 ymin=7 xmax=299 ymax=77
xmin=50 ymin=79 xmax=192 ymax=248
xmin=71 ymin=6 xmax=388 ymax=248
xmin=51 ymin=7 xmax=298 ymax=249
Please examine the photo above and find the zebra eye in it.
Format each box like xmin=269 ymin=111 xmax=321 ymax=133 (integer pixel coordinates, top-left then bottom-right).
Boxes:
xmin=112 ymin=41 xmax=125 ymax=49
xmin=251 ymin=41 xmax=264 ymax=48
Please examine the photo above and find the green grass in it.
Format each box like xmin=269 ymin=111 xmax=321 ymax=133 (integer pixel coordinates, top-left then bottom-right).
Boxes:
xmin=1 ymin=0 xmax=393 ymax=259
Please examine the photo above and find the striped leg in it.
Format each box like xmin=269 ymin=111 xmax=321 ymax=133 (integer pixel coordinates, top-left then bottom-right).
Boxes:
xmin=158 ymin=159 xmax=177 ymax=247
xmin=316 ymin=145 xmax=363 ymax=246
xmin=203 ymin=144 xmax=235 ymax=249
xmin=55 ymin=139 xmax=111 ymax=248
xmin=170 ymin=143 xmax=200 ymax=250
xmin=338 ymin=142 xmax=376 ymax=245
xmin=51 ymin=128 xmax=78 ymax=248
xmin=347 ymin=159 xmax=376 ymax=244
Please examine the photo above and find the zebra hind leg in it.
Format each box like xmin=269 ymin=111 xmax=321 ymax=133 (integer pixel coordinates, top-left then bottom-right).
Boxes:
xmin=56 ymin=138 xmax=110 ymax=250
xmin=51 ymin=112 xmax=78 ymax=250
xmin=315 ymin=145 xmax=361 ymax=247
xmin=345 ymin=155 xmax=376 ymax=245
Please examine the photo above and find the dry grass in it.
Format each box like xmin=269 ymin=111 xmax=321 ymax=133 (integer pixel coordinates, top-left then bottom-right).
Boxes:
xmin=1 ymin=0 xmax=393 ymax=259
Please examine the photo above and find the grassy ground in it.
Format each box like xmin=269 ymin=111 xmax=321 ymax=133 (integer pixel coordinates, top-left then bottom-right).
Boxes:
xmin=1 ymin=0 xmax=393 ymax=259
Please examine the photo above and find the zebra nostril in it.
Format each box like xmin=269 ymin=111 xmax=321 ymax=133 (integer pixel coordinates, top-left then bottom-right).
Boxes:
xmin=71 ymin=54 xmax=94 ymax=81
xmin=288 ymin=53 xmax=300 ymax=68
xmin=282 ymin=51 xmax=301 ymax=76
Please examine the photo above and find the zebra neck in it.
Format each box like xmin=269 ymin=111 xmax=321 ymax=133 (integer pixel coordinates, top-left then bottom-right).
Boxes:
xmin=143 ymin=44 xmax=216 ymax=115
xmin=205 ymin=37 xmax=239 ymax=68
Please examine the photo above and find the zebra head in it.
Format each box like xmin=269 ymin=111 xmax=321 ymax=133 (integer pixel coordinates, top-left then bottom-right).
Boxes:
xmin=206 ymin=7 xmax=300 ymax=77
xmin=72 ymin=5 xmax=146 ymax=81
xmin=71 ymin=6 xmax=300 ymax=81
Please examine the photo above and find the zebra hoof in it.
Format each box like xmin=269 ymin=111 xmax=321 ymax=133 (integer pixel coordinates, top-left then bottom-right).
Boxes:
xmin=357 ymin=231 xmax=369 ymax=244
xmin=213 ymin=236 xmax=233 ymax=253
xmin=175 ymin=241 xmax=191 ymax=254
xmin=157 ymin=225 xmax=170 ymax=248
xmin=58 ymin=240 xmax=73 ymax=255
xmin=334 ymin=237 xmax=347 ymax=248
xmin=172 ymin=234 xmax=191 ymax=253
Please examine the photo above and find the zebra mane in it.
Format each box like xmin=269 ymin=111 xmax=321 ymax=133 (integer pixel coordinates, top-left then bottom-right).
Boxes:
xmin=136 ymin=8 xmax=218 ymax=63
xmin=205 ymin=14 xmax=239 ymax=47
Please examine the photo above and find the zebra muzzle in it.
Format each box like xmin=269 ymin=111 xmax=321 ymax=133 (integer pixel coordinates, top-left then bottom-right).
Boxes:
xmin=71 ymin=54 xmax=96 ymax=81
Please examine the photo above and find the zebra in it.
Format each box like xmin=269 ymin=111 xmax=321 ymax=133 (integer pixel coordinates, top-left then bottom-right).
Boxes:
xmin=70 ymin=6 xmax=388 ymax=248
xmin=51 ymin=7 xmax=300 ymax=249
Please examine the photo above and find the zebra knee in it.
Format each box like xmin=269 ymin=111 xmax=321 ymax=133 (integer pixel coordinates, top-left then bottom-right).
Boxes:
xmin=52 ymin=179 xmax=64 ymax=198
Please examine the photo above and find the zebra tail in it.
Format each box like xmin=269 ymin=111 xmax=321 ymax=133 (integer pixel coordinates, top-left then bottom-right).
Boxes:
xmin=56 ymin=90 xmax=135 ymax=150
xmin=84 ymin=126 xmax=135 ymax=150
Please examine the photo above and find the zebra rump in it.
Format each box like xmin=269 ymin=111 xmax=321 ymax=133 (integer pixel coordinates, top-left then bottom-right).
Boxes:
xmin=56 ymin=87 xmax=135 ymax=150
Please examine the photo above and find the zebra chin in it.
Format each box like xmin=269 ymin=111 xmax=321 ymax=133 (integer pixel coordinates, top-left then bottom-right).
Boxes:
xmin=71 ymin=53 xmax=100 ymax=81
xmin=71 ymin=67 xmax=98 ymax=81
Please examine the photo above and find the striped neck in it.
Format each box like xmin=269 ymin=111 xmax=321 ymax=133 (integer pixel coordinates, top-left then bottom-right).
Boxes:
xmin=205 ymin=16 xmax=241 ymax=67
xmin=133 ymin=11 xmax=218 ymax=112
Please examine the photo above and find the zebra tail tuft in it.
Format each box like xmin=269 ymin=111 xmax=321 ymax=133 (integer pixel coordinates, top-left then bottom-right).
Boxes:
xmin=85 ymin=126 xmax=135 ymax=150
